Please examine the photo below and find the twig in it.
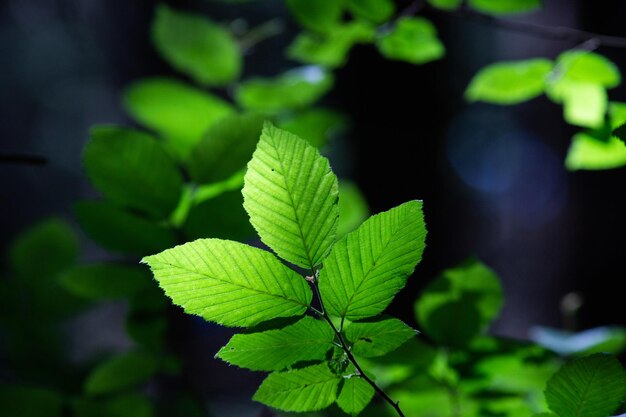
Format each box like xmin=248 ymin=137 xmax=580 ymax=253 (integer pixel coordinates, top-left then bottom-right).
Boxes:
xmin=0 ymin=153 xmax=47 ymax=166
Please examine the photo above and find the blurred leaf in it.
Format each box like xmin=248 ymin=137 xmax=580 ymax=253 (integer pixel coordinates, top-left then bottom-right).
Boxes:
xmin=428 ymin=0 xmax=462 ymax=10
xmin=84 ymin=351 xmax=159 ymax=396
xmin=152 ymin=5 xmax=241 ymax=85
xmin=561 ymin=82 xmax=607 ymax=128
xmin=188 ymin=113 xmax=265 ymax=184
xmin=612 ymin=122 xmax=626 ymax=143
xmin=84 ymin=126 xmax=183 ymax=218
xmin=531 ymin=326 xmax=626 ymax=356
xmin=278 ymin=108 xmax=346 ymax=148
xmin=289 ymin=22 xmax=375 ymax=68
xmin=347 ymin=0 xmax=395 ymax=23
xmin=124 ymin=77 xmax=234 ymax=159
xmin=59 ymin=264 xmax=152 ymax=300
xmin=481 ymin=397 xmax=536 ymax=417
xmin=182 ymin=189 xmax=254 ymax=241
xmin=236 ymin=67 xmax=333 ymax=113
xmin=415 ymin=258 xmax=503 ymax=347
xmin=565 ymin=132 xmax=626 ymax=171
xmin=465 ymin=59 xmax=553 ymax=104
xmin=609 ymin=101 xmax=626 ymax=128
xmin=286 ymin=0 xmax=343 ymax=32
xmin=545 ymin=354 xmax=626 ymax=417
xmin=345 ymin=318 xmax=417 ymax=358
xmin=73 ymin=393 xmax=153 ymax=417
xmin=337 ymin=180 xmax=369 ymax=239
xmin=0 ymin=386 xmax=64 ymax=417
xmin=75 ymin=201 xmax=177 ymax=256
xmin=126 ymin=286 xmax=169 ymax=351
xmin=468 ymin=0 xmax=541 ymax=15
xmin=377 ymin=17 xmax=445 ymax=65
xmin=253 ymin=364 xmax=341 ymax=411
xmin=554 ymin=51 xmax=621 ymax=88
xmin=336 ymin=377 xmax=375 ymax=416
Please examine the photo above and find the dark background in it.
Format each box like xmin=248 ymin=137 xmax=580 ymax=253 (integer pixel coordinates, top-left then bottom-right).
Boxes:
xmin=1 ymin=0 xmax=625 ymax=405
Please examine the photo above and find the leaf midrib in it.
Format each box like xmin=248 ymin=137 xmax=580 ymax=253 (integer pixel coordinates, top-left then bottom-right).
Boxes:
xmin=572 ymin=364 xmax=601 ymax=417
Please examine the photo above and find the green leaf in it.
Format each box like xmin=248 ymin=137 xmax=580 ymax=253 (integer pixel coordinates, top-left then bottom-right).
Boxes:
xmin=10 ymin=218 xmax=77 ymax=279
xmin=554 ymin=51 xmax=621 ymax=88
xmin=253 ymin=363 xmax=341 ymax=411
xmin=565 ymin=132 xmax=626 ymax=171
xmin=105 ymin=393 xmax=154 ymax=417
xmin=152 ymin=5 xmax=241 ymax=85
xmin=188 ymin=113 xmax=265 ymax=184
xmin=468 ymin=0 xmax=541 ymax=15
xmin=216 ymin=316 xmax=334 ymax=371
xmin=59 ymin=264 xmax=151 ymax=300
xmin=124 ymin=77 xmax=235 ymax=159
xmin=561 ymin=82 xmax=607 ymax=128
xmin=428 ymin=0 xmax=462 ymax=10
xmin=347 ymin=0 xmax=395 ymax=23
xmin=286 ymin=0 xmax=343 ymax=32
xmin=236 ymin=67 xmax=333 ymax=113
xmin=288 ymin=22 xmax=375 ymax=68
xmin=242 ymin=122 xmax=339 ymax=269
xmin=337 ymin=180 xmax=369 ymax=239
xmin=465 ymin=59 xmax=553 ymax=104
xmin=83 ymin=126 xmax=183 ymax=218
xmin=531 ymin=326 xmax=626 ymax=356
xmin=612 ymin=122 xmax=626 ymax=143
xmin=84 ymin=351 xmax=159 ymax=396
xmin=415 ymin=258 xmax=503 ymax=346
xmin=0 ymin=386 xmax=64 ymax=417
xmin=278 ymin=108 xmax=347 ymax=148
xmin=336 ymin=377 xmax=375 ymax=416
xmin=544 ymin=353 xmax=626 ymax=417
xmin=345 ymin=318 xmax=417 ymax=358
xmin=142 ymin=238 xmax=312 ymax=327
xmin=319 ymin=201 xmax=426 ymax=321
xmin=609 ymin=101 xmax=626 ymax=128
xmin=75 ymin=201 xmax=177 ymax=256
xmin=377 ymin=18 xmax=445 ymax=65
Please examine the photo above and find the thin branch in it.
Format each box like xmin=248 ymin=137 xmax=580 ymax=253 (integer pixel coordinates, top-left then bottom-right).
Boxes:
xmin=0 ymin=153 xmax=47 ymax=166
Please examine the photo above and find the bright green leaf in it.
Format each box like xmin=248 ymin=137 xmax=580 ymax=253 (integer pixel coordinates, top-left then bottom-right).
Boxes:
xmin=565 ymin=132 xmax=626 ymax=171
xmin=337 ymin=180 xmax=369 ymax=239
xmin=59 ymin=264 xmax=151 ymax=300
xmin=319 ymin=200 xmax=426 ymax=320
xmin=545 ymin=353 xmax=626 ymax=417
xmin=345 ymin=318 xmax=417 ymax=358
xmin=188 ymin=113 xmax=265 ymax=184
xmin=609 ymin=101 xmax=626 ymax=128
xmin=428 ymin=0 xmax=462 ymax=10
xmin=242 ymin=122 xmax=339 ymax=269
xmin=75 ymin=201 xmax=177 ymax=256
xmin=253 ymin=364 xmax=341 ymax=411
xmin=278 ymin=108 xmax=346 ymax=148
xmin=377 ymin=18 xmax=445 ymax=65
xmin=152 ymin=5 xmax=241 ymax=85
xmin=347 ymin=0 xmax=395 ymax=23
xmin=336 ymin=377 xmax=375 ymax=416
xmin=83 ymin=126 xmax=183 ymax=218
xmin=142 ymin=238 xmax=312 ymax=327
xmin=216 ymin=316 xmax=334 ymax=371
xmin=561 ymin=82 xmax=607 ymax=128
xmin=612 ymin=122 xmax=626 ymax=143
xmin=465 ymin=59 xmax=553 ymax=104
xmin=236 ymin=67 xmax=333 ymax=113
xmin=415 ymin=258 xmax=503 ymax=346
xmin=468 ymin=0 xmax=541 ymax=15
xmin=84 ymin=351 xmax=159 ymax=396
xmin=285 ymin=0 xmax=343 ymax=32
xmin=124 ymin=77 xmax=234 ymax=158
xmin=555 ymin=51 xmax=621 ymax=88
xmin=0 ymin=386 xmax=64 ymax=417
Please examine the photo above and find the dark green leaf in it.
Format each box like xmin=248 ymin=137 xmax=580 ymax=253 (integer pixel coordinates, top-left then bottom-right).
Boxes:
xmin=84 ymin=351 xmax=159 ymax=396
xmin=152 ymin=5 xmax=241 ymax=85
xmin=345 ymin=318 xmax=417 ymax=358
xmin=377 ymin=18 xmax=444 ymax=65
xmin=59 ymin=264 xmax=152 ymax=300
xmin=336 ymin=377 xmax=375 ymax=416
xmin=0 ymin=386 xmax=64 ymax=417
xmin=545 ymin=354 xmax=626 ymax=417
xmin=427 ymin=0 xmax=462 ymax=10
xmin=286 ymin=0 xmax=343 ymax=32
xmin=468 ymin=0 xmax=541 ymax=15
xmin=347 ymin=0 xmax=395 ymax=23
xmin=278 ymin=108 xmax=346 ymax=148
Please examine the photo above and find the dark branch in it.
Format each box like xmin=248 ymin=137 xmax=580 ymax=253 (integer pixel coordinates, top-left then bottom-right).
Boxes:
xmin=0 ymin=153 xmax=47 ymax=166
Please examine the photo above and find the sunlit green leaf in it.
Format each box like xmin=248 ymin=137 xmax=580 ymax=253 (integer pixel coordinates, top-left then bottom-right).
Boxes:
xmin=347 ymin=0 xmax=395 ymax=23
xmin=377 ymin=18 xmax=445 ymax=65
xmin=152 ymin=5 xmax=241 ymax=85
xmin=554 ymin=51 xmax=621 ymax=88
xmin=288 ymin=22 xmax=375 ymax=68
xmin=320 ymin=201 xmax=426 ymax=320
xmin=345 ymin=318 xmax=417 ymax=358
xmin=59 ymin=264 xmax=151 ymax=300
xmin=143 ymin=238 xmax=312 ymax=327
xmin=75 ymin=201 xmax=177 ymax=256
xmin=0 ymin=386 xmax=64 ymax=417
xmin=545 ymin=354 xmax=626 ymax=417
xmin=217 ymin=316 xmax=334 ymax=371
xmin=415 ymin=258 xmax=503 ymax=347
xmin=562 ymin=82 xmax=607 ymax=128
xmin=236 ymin=67 xmax=333 ymax=114
xmin=83 ymin=126 xmax=183 ymax=218
xmin=242 ymin=123 xmax=339 ymax=269
xmin=337 ymin=180 xmax=369 ymax=239
xmin=428 ymin=0 xmax=462 ymax=10
xmin=84 ymin=351 xmax=159 ymax=396
xmin=286 ymin=0 xmax=343 ymax=32
xmin=609 ymin=101 xmax=626 ymax=128
xmin=565 ymin=132 xmax=626 ymax=171
xmin=278 ymin=108 xmax=346 ymax=148
xmin=468 ymin=0 xmax=541 ymax=15
xmin=253 ymin=364 xmax=341 ymax=411
xmin=188 ymin=113 xmax=265 ymax=184
xmin=466 ymin=59 xmax=553 ymax=104
xmin=336 ymin=377 xmax=375 ymax=416
xmin=124 ymin=78 xmax=235 ymax=158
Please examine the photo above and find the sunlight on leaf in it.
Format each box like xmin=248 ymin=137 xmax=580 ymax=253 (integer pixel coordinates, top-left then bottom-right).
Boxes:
xmin=377 ymin=18 xmax=445 ymax=65
xmin=565 ymin=132 xmax=626 ymax=170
